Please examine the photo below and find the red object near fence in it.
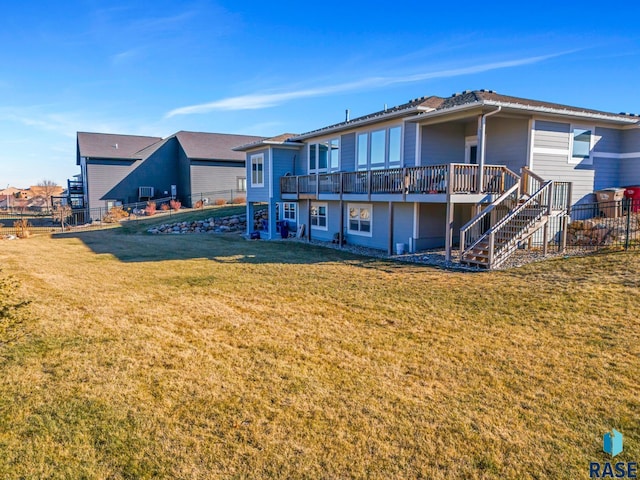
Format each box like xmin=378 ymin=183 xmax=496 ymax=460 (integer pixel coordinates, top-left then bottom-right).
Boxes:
xmin=624 ymin=186 xmax=640 ymax=212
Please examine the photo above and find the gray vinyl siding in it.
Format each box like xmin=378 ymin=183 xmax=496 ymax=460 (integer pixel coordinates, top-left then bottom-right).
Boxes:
xmin=86 ymin=159 xmax=138 ymax=211
xmin=340 ymin=133 xmax=356 ymax=172
xmin=392 ymin=203 xmax=414 ymax=249
xmin=533 ymin=120 xmax=570 ymax=150
xmin=416 ymin=204 xmax=446 ymax=249
xmin=414 ymin=203 xmax=471 ymax=250
xmin=533 ymin=153 xmax=595 ymax=205
xmin=246 ymin=148 xmax=270 ymax=203
xmin=485 ymin=117 xmax=529 ymax=172
xmin=272 ymin=148 xmax=299 ymax=200
xmin=177 ymin=141 xmax=192 ymax=203
xmin=420 ymin=123 xmax=465 ymax=165
xmin=86 ymin=139 xmax=178 ymax=211
xmin=594 ymin=127 xmax=622 ymax=153
xmin=297 ymin=145 xmax=308 ymax=175
xmin=190 ymin=162 xmax=244 ymax=201
xmin=533 ymin=120 xmax=594 ymax=205
xmin=297 ymin=200 xmax=338 ymax=242
xmin=345 ymin=202 xmax=389 ymax=250
xmin=622 ymin=128 xmax=640 ymax=154
xmin=403 ymin=124 xmax=417 ymax=167
xmin=593 ymin=157 xmax=621 ymax=190
xmin=620 ymin=158 xmax=640 ymax=185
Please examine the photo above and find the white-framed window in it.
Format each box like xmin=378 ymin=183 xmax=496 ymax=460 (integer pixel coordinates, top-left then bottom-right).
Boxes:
xmin=237 ymin=177 xmax=247 ymax=192
xmin=348 ymin=203 xmax=372 ymax=236
xmin=569 ymin=125 xmax=593 ymax=165
xmin=251 ymin=154 xmax=264 ymax=186
xmin=310 ymin=202 xmax=328 ymax=230
xmin=282 ymin=202 xmax=296 ymax=221
xmin=356 ymin=125 xmax=403 ymax=170
xmin=309 ymin=138 xmax=340 ymax=174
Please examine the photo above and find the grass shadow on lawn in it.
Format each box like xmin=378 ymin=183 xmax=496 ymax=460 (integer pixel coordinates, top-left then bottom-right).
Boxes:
xmin=51 ymin=228 xmax=413 ymax=270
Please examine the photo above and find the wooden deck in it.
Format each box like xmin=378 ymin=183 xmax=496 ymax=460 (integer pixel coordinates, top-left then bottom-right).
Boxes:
xmin=280 ymin=164 xmax=519 ymax=202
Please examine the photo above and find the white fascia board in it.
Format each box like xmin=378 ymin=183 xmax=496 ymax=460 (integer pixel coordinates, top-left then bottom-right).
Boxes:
xmin=481 ymin=100 xmax=637 ymax=125
xmin=409 ymin=100 xmax=637 ymax=126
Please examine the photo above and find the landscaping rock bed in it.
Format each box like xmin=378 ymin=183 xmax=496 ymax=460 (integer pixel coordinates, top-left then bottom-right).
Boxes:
xmin=147 ymin=214 xmax=247 ymax=234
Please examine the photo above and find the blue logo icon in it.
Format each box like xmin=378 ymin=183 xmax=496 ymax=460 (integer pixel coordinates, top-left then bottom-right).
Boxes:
xmin=604 ymin=429 xmax=623 ymax=457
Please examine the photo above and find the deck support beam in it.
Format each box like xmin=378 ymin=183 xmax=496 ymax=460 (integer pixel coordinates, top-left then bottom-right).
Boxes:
xmin=388 ymin=201 xmax=394 ymax=255
xmin=339 ymin=200 xmax=344 ymax=248
xmin=445 ymin=200 xmax=454 ymax=262
xmin=307 ymin=198 xmax=311 ymax=242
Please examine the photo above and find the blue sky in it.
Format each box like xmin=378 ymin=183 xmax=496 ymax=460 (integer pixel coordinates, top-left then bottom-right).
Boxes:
xmin=1 ymin=1 xmax=639 ymax=187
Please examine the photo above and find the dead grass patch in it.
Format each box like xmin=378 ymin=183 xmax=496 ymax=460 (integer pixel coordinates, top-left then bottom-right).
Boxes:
xmin=0 ymin=233 xmax=638 ymax=478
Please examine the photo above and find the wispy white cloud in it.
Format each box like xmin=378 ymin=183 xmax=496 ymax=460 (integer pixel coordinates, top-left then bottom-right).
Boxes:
xmin=0 ymin=107 xmax=131 ymax=139
xmin=111 ymin=47 xmax=144 ymax=65
xmin=165 ymin=51 xmax=573 ymax=117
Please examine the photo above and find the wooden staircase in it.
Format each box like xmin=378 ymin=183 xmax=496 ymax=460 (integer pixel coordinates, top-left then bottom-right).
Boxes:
xmin=459 ymin=168 xmax=568 ymax=269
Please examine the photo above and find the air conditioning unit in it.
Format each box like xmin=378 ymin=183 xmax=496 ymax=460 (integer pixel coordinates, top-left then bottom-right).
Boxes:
xmin=139 ymin=186 xmax=154 ymax=199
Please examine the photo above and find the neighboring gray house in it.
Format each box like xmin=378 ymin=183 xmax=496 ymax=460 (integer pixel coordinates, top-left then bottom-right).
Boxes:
xmin=237 ymin=90 xmax=640 ymax=268
xmin=72 ymin=131 xmax=262 ymax=213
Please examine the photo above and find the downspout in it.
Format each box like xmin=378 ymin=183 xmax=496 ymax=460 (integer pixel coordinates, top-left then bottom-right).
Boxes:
xmin=477 ymin=106 xmax=502 ymax=193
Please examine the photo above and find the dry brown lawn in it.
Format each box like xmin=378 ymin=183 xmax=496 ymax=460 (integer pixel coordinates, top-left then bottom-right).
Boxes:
xmin=0 ymin=224 xmax=638 ymax=479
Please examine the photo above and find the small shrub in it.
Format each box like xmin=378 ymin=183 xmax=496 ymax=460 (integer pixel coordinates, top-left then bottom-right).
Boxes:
xmin=145 ymin=201 xmax=157 ymax=216
xmin=194 ymin=200 xmax=203 ymax=209
xmin=13 ymin=219 xmax=31 ymax=238
xmin=232 ymin=196 xmax=246 ymax=205
xmin=102 ymin=206 xmax=129 ymax=223
xmin=160 ymin=203 xmax=170 ymax=211
xmin=169 ymin=199 xmax=181 ymax=211
xmin=214 ymin=198 xmax=227 ymax=206
xmin=53 ymin=205 xmax=72 ymax=224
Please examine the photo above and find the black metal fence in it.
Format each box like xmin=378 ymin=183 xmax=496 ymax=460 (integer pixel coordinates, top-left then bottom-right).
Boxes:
xmin=528 ymin=198 xmax=640 ymax=252
xmin=0 ymin=197 xmax=185 ymax=236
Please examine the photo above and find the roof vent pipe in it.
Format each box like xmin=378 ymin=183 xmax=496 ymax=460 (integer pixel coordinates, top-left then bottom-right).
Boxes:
xmin=345 ymin=109 xmax=350 ymax=122
xmin=384 ymin=103 xmax=387 ymax=112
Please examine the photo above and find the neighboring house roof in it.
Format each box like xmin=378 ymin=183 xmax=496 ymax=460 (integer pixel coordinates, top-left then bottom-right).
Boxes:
xmin=77 ymin=132 xmax=163 ymax=159
xmin=233 ymin=133 xmax=302 ymax=152
xmin=0 ymin=187 xmax=21 ymax=196
xmin=77 ymin=131 xmax=264 ymax=163
xmin=288 ymin=90 xmax=639 ymax=142
xmin=174 ymin=131 xmax=263 ymax=161
xmin=28 ymin=185 xmax=65 ymax=197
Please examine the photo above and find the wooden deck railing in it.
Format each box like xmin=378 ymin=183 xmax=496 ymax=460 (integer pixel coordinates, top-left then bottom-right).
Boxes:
xmin=280 ymin=164 xmax=521 ymax=197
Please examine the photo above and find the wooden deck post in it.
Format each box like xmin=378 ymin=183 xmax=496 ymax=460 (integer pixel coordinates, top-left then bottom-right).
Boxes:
xmin=445 ymin=199 xmax=454 ymax=262
xmin=388 ymin=201 xmax=394 ymax=255
xmin=339 ymin=200 xmax=344 ymax=249
xmin=445 ymin=164 xmax=456 ymax=262
xmin=307 ymin=198 xmax=311 ymax=242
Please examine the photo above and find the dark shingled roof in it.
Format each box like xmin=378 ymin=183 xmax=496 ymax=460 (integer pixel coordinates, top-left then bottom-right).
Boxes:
xmin=77 ymin=132 xmax=162 ymax=159
xmin=292 ymin=96 xmax=442 ymax=140
xmin=77 ymin=131 xmax=264 ymax=162
xmin=432 ymin=90 xmax=633 ymax=118
xmin=289 ymin=90 xmax=636 ymax=141
xmin=233 ymin=133 xmax=302 ymax=151
xmin=174 ymin=131 xmax=263 ymax=161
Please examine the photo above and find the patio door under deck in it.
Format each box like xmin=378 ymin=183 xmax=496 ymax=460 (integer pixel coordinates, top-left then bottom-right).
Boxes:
xmin=465 ymin=136 xmax=478 ymax=164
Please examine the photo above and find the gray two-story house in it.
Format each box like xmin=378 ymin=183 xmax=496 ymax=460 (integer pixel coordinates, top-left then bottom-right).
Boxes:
xmin=237 ymin=90 xmax=640 ymax=268
xmin=73 ymin=130 xmax=263 ymax=214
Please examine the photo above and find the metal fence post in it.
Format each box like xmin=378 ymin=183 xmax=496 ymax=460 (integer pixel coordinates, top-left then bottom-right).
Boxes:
xmin=625 ymin=198 xmax=631 ymax=251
